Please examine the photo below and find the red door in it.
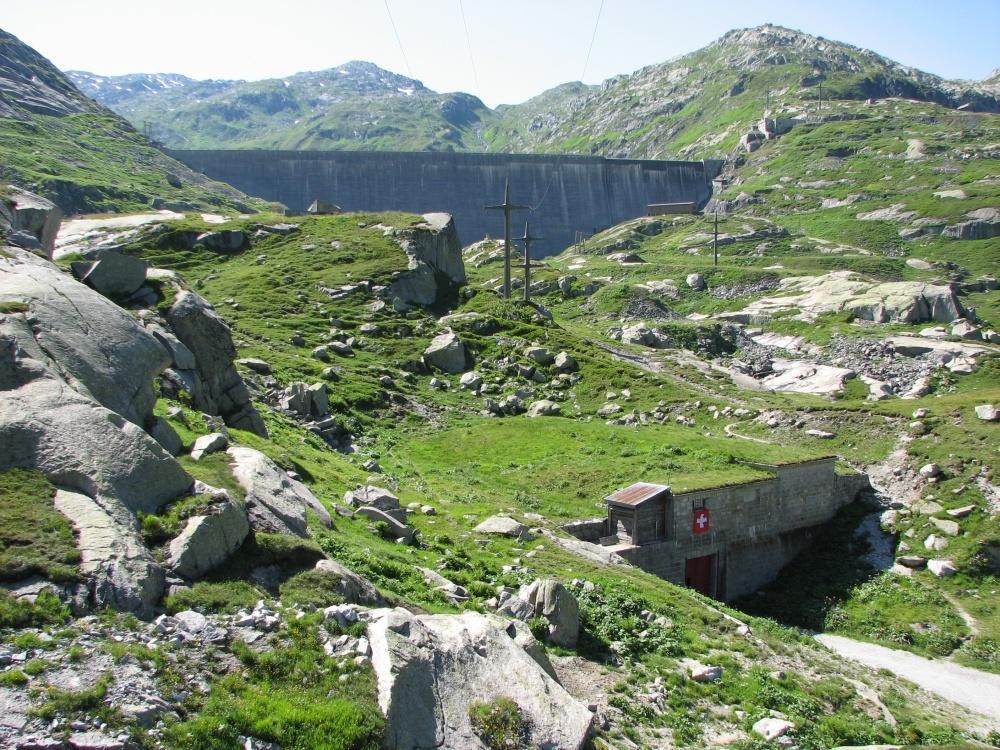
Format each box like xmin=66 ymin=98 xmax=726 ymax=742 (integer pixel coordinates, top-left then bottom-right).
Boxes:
xmin=685 ymin=554 xmax=715 ymax=597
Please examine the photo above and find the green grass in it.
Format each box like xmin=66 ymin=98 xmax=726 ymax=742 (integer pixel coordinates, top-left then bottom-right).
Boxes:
xmin=0 ymin=301 xmax=29 ymax=314
xmin=0 ymin=112 xmax=266 ymax=215
xmin=162 ymin=613 xmax=383 ymax=750
xmin=32 ymin=672 xmax=114 ymax=722
xmin=0 ymin=589 xmax=70 ymax=628
xmin=468 ymin=698 xmax=530 ymax=750
xmin=0 ymin=468 xmax=80 ymax=583
xmin=390 ymin=418 xmax=821 ymax=522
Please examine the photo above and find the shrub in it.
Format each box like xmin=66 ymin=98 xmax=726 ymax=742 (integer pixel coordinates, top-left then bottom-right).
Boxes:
xmin=0 ymin=590 xmax=69 ymax=628
xmin=468 ymin=697 xmax=531 ymax=750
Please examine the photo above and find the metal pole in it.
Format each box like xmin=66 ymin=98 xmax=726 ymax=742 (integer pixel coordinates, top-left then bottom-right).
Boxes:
xmin=504 ymin=200 xmax=511 ymax=299
xmin=713 ymin=212 xmax=718 ymax=267
xmin=517 ymin=222 xmax=543 ymax=303
xmin=485 ymin=180 xmax=527 ymax=300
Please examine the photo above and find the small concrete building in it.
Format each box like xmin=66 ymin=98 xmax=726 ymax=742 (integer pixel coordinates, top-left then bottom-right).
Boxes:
xmin=566 ymin=457 xmax=868 ymax=601
xmin=307 ymin=199 xmax=342 ymax=215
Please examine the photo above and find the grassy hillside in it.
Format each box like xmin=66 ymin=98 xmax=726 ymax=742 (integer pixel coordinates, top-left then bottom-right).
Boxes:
xmin=0 ymin=28 xmax=267 ymax=214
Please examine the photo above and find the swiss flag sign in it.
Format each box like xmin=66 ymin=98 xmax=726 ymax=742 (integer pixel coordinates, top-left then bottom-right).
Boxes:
xmin=693 ymin=508 xmax=711 ymax=534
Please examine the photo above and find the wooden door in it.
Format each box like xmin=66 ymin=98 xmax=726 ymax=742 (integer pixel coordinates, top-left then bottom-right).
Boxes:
xmin=685 ymin=554 xmax=715 ymax=597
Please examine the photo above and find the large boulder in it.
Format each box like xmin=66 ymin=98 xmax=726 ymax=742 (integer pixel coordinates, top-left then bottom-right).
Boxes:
xmin=519 ymin=579 xmax=580 ymax=648
xmin=1 ymin=251 xmax=192 ymax=514
xmin=423 ymin=331 xmax=471 ymax=373
xmin=941 ymin=208 xmax=1000 ymax=241
xmin=367 ymin=608 xmax=593 ymax=750
xmin=474 ymin=515 xmax=528 ymax=539
xmin=527 ymin=400 xmax=562 ymax=417
xmin=73 ymin=249 xmax=148 ymax=298
xmin=53 ymin=489 xmax=164 ymax=618
xmin=355 ymin=505 xmax=415 ymax=543
xmin=314 ymin=558 xmax=388 ymax=606
xmin=760 ymin=359 xmax=856 ymax=397
xmin=227 ymin=446 xmax=331 ymax=537
xmin=166 ymin=497 xmax=250 ymax=580
xmin=388 ymin=213 xmax=466 ymax=308
xmin=166 ymin=291 xmax=266 ymax=436
xmin=0 ymin=247 xmax=170 ymax=426
xmin=1 ymin=187 xmax=61 ymax=259
xmin=731 ymin=271 xmax=965 ymax=324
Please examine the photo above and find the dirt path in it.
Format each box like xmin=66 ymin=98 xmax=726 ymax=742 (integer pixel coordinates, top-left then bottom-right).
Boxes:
xmin=941 ymin=591 xmax=980 ymax=637
xmin=723 ymin=422 xmax=772 ymax=444
xmin=815 ymin=633 xmax=1000 ymax=732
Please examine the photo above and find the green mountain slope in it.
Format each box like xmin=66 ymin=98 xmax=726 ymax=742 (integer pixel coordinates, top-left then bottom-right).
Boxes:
xmin=68 ymin=25 xmax=999 ymax=161
xmin=0 ymin=29 xmax=266 ymax=214
xmin=490 ymin=24 xmax=1000 ymax=159
xmin=68 ymin=62 xmax=493 ymax=151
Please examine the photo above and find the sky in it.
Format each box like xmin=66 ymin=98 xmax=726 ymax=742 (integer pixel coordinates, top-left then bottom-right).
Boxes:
xmin=3 ymin=0 xmax=998 ymax=107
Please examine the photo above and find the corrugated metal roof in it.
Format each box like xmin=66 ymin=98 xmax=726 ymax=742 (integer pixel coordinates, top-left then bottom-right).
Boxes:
xmin=605 ymin=482 xmax=669 ymax=507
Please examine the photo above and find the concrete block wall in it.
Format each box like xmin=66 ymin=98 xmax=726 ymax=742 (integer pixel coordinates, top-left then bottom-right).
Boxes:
xmin=578 ymin=458 xmax=866 ymax=600
xmin=168 ymin=150 xmax=720 ymax=257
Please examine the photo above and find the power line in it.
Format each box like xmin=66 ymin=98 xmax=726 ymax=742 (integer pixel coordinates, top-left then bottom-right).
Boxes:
xmin=580 ymin=0 xmax=605 ymax=81
xmin=457 ymin=0 xmax=481 ymax=94
xmin=382 ymin=0 xmax=413 ymax=78
xmin=529 ymin=0 xmax=606 ymax=214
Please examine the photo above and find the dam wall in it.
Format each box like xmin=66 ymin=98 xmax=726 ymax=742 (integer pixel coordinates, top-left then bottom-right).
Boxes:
xmin=168 ymin=149 xmax=721 ymax=256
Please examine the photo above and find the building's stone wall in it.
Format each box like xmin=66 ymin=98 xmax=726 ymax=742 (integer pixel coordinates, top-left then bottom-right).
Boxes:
xmin=168 ymin=149 xmax=722 ymax=257
xmin=572 ymin=458 xmax=868 ymax=600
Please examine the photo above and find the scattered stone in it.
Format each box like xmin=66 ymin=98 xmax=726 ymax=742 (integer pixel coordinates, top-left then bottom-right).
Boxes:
xmin=149 ymin=416 xmax=182 ymax=456
xmin=690 ymin=663 xmax=724 ymax=682
xmin=931 ymin=518 xmax=960 ymax=536
xmin=524 ymin=346 xmax=555 ymax=366
xmin=553 ymin=351 xmax=578 ymax=373
xmin=752 ymin=717 xmax=795 ymax=741
xmin=527 ymin=399 xmax=561 ymax=417
xmin=805 ymin=429 xmax=835 ymax=439
xmin=919 ymin=463 xmax=940 ymax=479
xmin=459 ymin=371 xmax=483 ymax=391
xmin=190 ymin=432 xmax=228 ymax=461
xmin=519 ymin=579 xmax=580 ymax=648
xmin=75 ymin=250 xmax=148 ymax=298
xmin=924 ymin=534 xmax=948 ymax=551
xmin=474 ymin=515 xmax=529 ymax=539
xmin=228 ymin=446 xmax=332 ymax=536
xmin=975 ymin=404 xmax=999 ymax=422
xmin=423 ymin=331 xmax=471 ymax=373
xmin=947 ymin=505 xmax=976 ymax=519
xmin=686 ymin=273 xmax=706 ymax=291
xmin=167 ymin=498 xmax=250 ymax=579
xmin=314 ymin=559 xmax=387 ymax=605
xmin=927 ymin=559 xmax=957 ymax=577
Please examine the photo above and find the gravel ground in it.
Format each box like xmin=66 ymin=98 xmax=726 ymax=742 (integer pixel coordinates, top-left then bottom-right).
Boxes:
xmin=814 ymin=633 xmax=1000 ymax=732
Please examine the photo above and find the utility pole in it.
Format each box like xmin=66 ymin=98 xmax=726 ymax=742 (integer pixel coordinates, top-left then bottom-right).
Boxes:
xmin=713 ymin=211 xmax=719 ymax=267
xmin=516 ymin=221 xmax=543 ymax=302
xmin=765 ymin=89 xmax=770 ymax=113
xmin=485 ymin=180 xmax=528 ymax=299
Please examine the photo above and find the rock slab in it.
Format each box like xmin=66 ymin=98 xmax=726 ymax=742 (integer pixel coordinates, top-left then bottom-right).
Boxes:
xmin=367 ymin=608 xmax=592 ymax=750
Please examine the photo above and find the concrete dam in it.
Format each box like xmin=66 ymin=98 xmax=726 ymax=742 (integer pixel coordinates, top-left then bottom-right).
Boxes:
xmin=168 ymin=150 xmax=721 ymax=256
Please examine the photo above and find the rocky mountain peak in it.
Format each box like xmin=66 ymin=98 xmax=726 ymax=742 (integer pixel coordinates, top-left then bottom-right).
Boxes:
xmin=294 ymin=60 xmax=428 ymax=96
xmin=0 ymin=27 xmax=104 ymax=117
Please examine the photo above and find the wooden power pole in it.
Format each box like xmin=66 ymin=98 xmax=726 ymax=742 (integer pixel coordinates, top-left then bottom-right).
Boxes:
xmin=516 ymin=221 xmax=543 ymax=302
xmin=485 ymin=180 xmax=528 ymax=299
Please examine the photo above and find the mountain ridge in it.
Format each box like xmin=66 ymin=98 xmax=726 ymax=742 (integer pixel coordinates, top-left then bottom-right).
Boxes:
xmin=66 ymin=23 xmax=1000 ymax=158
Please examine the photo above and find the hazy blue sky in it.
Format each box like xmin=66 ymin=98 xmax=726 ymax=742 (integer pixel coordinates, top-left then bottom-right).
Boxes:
xmin=3 ymin=0 xmax=997 ymax=107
